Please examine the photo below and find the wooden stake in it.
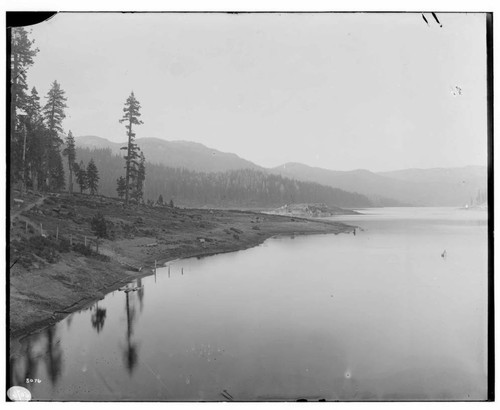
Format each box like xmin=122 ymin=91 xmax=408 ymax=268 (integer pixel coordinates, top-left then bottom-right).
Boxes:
xmin=25 ymin=221 xmax=28 ymax=234
xmin=85 ymin=236 xmax=87 ymax=247
xmin=56 ymin=225 xmax=59 ymax=240
xmin=40 ymin=223 xmax=42 ymax=236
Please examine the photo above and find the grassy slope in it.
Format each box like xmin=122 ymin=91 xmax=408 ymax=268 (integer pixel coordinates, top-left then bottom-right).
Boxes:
xmin=9 ymin=192 xmax=353 ymax=340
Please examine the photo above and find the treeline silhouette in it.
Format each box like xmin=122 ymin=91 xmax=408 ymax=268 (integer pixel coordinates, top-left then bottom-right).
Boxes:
xmin=75 ymin=147 xmax=373 ymax=209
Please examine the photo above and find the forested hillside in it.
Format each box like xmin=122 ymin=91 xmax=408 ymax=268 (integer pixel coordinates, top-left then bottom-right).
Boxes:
xmin=75 ymin=147 xmax=373 ymax=209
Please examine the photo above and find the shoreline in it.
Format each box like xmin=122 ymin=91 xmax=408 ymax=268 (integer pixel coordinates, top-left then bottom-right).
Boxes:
xmin=10 ymin=197 xmax=354 ymax=355
xmin=9 ymin=229 xmax=349 ymax=354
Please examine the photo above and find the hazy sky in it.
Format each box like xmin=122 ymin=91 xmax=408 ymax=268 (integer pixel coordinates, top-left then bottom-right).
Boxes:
xmin=24 ymin=12 xmax=487 ymax=171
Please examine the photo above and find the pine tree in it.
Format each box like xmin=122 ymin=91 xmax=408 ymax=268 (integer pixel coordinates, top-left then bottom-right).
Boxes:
xmin=119 ymin=91 xmax=143 ymax=205
xmin=10 ymin=28 xmax=38 ymax=151
xmin=74 ymin=160 xmax=88 ymax=193
xmin=43 ymin=81 xmax=68 ymax=190
xmin=24 ymin=87 xmax=47 ymax=191
xmin=157 ymin=194 xmax=164 ymax=205
xmin=63 ymin=130 xmax=76 ymax=193
xmin=132 ymin=151 xmax=146 ymax=203
xmin=43 ymin=81 xmax=67 ymax=142
xmin=49 ymin=149 xmax=65 ymax=191
xmin=90 ymin=212 xmax=107 ymax=253
xmin=86 ymin=158 xmax=100 ymax=195
xmin=116 ymin=176 xmax=126 ymax=199
xmin=10 ymin=28 xmax=39 ymax=186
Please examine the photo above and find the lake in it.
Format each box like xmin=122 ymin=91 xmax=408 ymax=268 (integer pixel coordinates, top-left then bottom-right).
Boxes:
xmin=9 ymin=207 xmax=489 ymax=401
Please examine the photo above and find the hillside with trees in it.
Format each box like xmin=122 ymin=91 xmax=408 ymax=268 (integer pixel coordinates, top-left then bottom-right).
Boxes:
xmin=75 ymin=147 xmax=373 ymax=209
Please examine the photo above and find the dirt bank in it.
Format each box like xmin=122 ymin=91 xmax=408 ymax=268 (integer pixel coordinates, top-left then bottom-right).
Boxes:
xmin=9 ymin=192 xmax=354 ymax=345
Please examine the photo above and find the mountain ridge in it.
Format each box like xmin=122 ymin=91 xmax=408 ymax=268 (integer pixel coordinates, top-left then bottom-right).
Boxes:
xmin=76 ymin=135 xmax=487 ymax=207
xmin=273 ymin=162 xmax=487 ymax=206
xmin=76 ymin=135 xmax=264 ymax=173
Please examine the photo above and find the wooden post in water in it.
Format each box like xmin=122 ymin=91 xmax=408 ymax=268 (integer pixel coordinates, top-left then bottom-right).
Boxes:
xmin=70 ymin=234 xmax=73 ymax=246
xmin=40 ymin=223 xmax=42 ymax=236
xmin=182 ymin=267 xmax=184 ymax=275
xmin=25 ymin=221 xmax=28 ymax=234
xmin=168 ymin=265 xmax=170 ymax=277
xmin=56 ymin=225 xmax=59 ymax=240
xmin=85 ymin=236 xmax=87 ymax=247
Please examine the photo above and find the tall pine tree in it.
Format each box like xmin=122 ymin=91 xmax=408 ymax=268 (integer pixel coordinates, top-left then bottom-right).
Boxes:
xmin=43 ymin=80 xmax=68 ymax=191
xmin=86 ymin=158 xmax=100 ymax=195
xmin=63 ymin=130 xmax=76 ymax=193
xmin=74 ymin=160 xmax=88 ymax=193
xmin=49 ymin=149 xmax=65 ymax=191
xmin=10 ymin=28 xmax=39 ymax=185
xmin=119 ymin=92 xmax=143 ymax=205
xmin=132 ymin=151 xmax=146 ymax=203
xmin=24 ymin=87 xmax=47 ymax=191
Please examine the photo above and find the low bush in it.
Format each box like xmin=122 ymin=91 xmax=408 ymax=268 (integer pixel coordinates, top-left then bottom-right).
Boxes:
xmin=73 ymin=243 xmax=94 ymax=257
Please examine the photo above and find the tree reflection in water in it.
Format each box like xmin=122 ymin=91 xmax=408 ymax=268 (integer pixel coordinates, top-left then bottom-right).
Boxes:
xmin=137 ymin=278 xmax=144 ymax=312
xmin=66 ymin=314 xmax=73 ymax=329
xmin=9 ymin=333 xmax=42 ymax=387
xmin=44 ymin=326 xmax=63 ymax=386
xmin=90 ymin=302 xmax=107 ymax=333
xmin=123 ymin=291 xmax=139 ymax=374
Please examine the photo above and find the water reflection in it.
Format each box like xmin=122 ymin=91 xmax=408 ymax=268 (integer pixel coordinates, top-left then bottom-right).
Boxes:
xmin=137 ymin=278 xmax=144 ymax=312
xmin=10 ymin=333 xmax=42 ymax=388
xmin=66 ymin=314 xmax=73 ymax=329
xmin=122 ymin=292 xmax=139 ymax=374
xmin=90 ymin=302 xmax=107 ymax=334
xmin=44 ymin=327 xmax=63 ymax=386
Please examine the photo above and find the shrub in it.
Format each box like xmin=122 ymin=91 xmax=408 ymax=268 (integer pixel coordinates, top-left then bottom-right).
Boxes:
xmin=73 ymin=243 xmax=94 ymax=257
xmin=90 ymin=212 xmax=108 ymax=239
xmin=58 ymin=238 xmax=71 ymax=253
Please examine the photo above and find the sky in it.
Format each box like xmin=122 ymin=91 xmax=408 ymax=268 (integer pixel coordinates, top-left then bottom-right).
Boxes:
xmin=23 ymin=12 xmax=487 ymax=172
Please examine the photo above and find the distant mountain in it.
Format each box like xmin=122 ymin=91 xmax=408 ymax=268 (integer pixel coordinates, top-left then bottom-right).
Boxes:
xmin=271 ymin=163 xmax=409 ymax=206
xmin=272 ymin=163 xmax=487 ymax=207
xmin=379 ymin=166 xmax=486 ymax=185
xmin=76 ymin=135 xmax=264 ymax=173
xmin=377 ymin=166 xmax=488 ymax=206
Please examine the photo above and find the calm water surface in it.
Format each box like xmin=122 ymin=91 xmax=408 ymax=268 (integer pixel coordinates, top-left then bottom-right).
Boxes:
xmin=10 ymin=207 xmax=488 ymax=401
